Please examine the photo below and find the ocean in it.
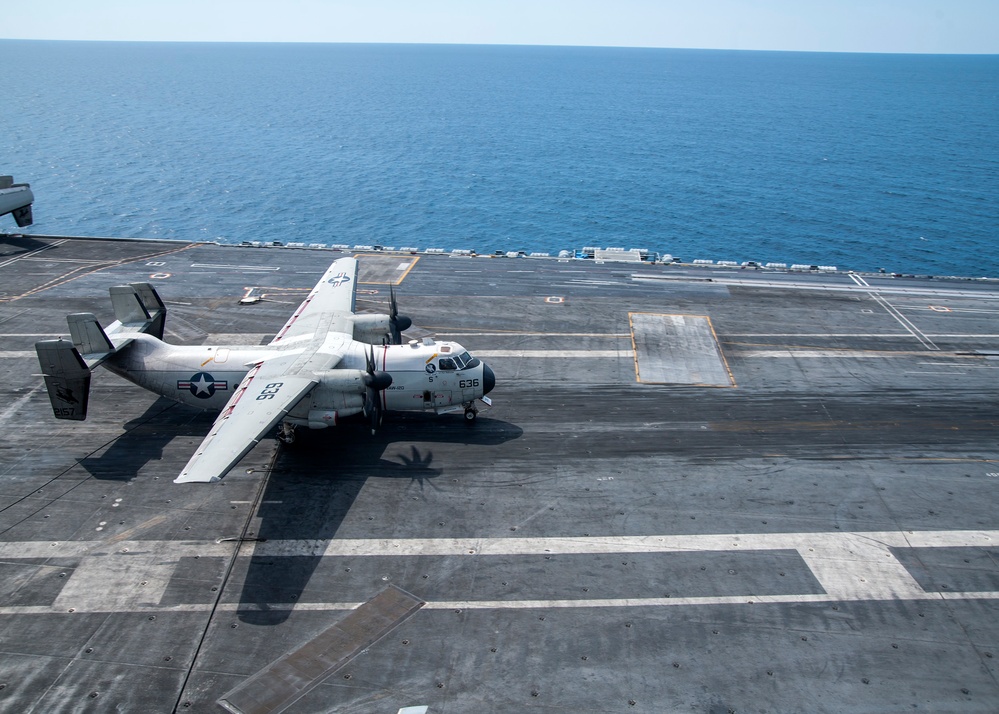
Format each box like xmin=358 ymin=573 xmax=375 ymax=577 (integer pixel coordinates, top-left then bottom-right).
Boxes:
xmin=1 ymin=41 xmax=997 ymax=276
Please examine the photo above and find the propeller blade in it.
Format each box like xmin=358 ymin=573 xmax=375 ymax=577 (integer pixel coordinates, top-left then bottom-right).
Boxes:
xmin=362 ymin=346 xmax=392 ymax=434
xmin=388 ymin=286 xmax=413 ymax=345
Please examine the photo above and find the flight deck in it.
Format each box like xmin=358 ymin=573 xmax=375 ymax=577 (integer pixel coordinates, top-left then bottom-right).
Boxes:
xmin=1 ymin=234 xmax=998 ymax=713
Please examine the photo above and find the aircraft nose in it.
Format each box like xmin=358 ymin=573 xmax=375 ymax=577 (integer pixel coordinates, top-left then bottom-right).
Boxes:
xmin=482 ymin=363 xmax=495 ymax=395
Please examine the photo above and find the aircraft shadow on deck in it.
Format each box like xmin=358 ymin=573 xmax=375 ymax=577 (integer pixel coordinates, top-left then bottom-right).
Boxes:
xmin=237 ymin=414 xmax=523 ymax=625
xmin=77 ymin=398 xmax=199 ymax=480
xmin=72 ymin=397 xmax=520 ymax=624
xmin=0 ymin=233 xmax=51 ymax=256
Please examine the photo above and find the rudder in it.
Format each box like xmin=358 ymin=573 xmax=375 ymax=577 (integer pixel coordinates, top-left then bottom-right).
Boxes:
xmin=35 ymin=340 xmax=92 ymax=420
xmin=130 ymin=282 xmax=166 ymax=339
xmin=108 ymin=283 xmax=166 ymax=340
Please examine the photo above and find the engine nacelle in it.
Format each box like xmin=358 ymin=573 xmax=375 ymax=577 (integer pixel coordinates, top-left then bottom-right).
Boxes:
xmin=315 ymin=369 xmax=368 ymax=393
xmin=351 ymin=314 xmax=391 ymax=344
xmin=303 ymin=369 xmax=369 ymax=428
xmin=307 ymin=407 xmax=361 ymax=428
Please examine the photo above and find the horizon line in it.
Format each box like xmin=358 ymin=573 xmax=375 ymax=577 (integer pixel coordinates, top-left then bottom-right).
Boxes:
xmin=1 ymin=37 xmax=997 ymax=56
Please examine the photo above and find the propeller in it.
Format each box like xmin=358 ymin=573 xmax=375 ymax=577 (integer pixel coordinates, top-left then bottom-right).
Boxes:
xmin=362 ymin=346 xmax=393 ymax=434
xmin=388 ymin=286 xmax=413 ymax=345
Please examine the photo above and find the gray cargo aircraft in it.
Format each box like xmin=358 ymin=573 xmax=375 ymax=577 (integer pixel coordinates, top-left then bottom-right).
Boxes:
xmin=35 ymin=257 xmax=495 ymax=483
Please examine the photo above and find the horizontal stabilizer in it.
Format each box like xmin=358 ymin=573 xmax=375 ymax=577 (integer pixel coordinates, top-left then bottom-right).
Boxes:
xmin=67 ymin=313 xmax=114 ymax=359
xmin=35 ymin=340 xmax=91 ymax=420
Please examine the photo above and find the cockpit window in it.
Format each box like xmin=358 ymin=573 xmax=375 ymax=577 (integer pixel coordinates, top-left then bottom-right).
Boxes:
xmin=456 ymin=351 xmax=480 ymax=369
xmin=439 ymin=358 xmax=457 ymax=371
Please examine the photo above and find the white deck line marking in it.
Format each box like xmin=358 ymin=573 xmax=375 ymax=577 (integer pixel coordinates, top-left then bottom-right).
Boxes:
xmin=739 ymin=350 xmax=988 ymax=359
xmin=728 ymin=333 xmax=914 ymax=337
xmin=850 ymin=273 xmax=940 ymax=351
xmin=0 ymin=239 xmax=67 ymax=269
xmin=304 ymin=529 xmax=999 ymax=557
xmin=435 ymin=332 xmax=631 ymax=338
xmin=202 ymin=332 xmax=633 ymax=342
xmin=0 ymin=383 xmax=42 ymax=421
xmin=870 ymin=293 xmax=939 ymax=350
xmin=902 ymin=371 xmax=972 ymax=375
xmin=634 ymin=274 xmax=999 ymax=300
xmin=190 ymin=263 xmax=281 ymax=271
xmin=726 ymin=333 xmax=999 ymax=339
xmin=1 ymin=530 xmax=996 ymax=614
xmin=21 ymin=257 xmax=106 ymax=264
xmin=917 ymin=361 xmax=996 ymax=368
xmin=475 ymin=350 xmax=630 ymax=358
xmin=5 ymin=530 xmax=994 ymax=560
xmin=6 ymin=590 xmax=999 ymax=616
xmin=932 ymin=307 xmax=999 ymax=315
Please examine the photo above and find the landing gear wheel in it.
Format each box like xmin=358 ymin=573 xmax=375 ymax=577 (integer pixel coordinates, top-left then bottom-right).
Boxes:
xmin=464 ymin=408 xmax=478 ymax=424
xmin=277 ymin=423 xmax=297 ymax=445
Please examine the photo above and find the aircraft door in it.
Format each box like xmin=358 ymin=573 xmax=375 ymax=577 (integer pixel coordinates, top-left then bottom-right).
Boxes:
xmin=430 ymin=356 xmax=456 ymax=408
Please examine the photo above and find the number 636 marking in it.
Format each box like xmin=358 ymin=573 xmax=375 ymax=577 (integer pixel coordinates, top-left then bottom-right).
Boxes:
xmin=256 ymin=382 xmax=284 ymax=400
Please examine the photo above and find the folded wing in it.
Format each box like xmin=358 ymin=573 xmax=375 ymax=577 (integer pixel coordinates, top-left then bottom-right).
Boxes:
xmin=270 ymin=257 xmax=357 ymax=344
xmin=176 ymin=257 xmax=361 ymax=484
xmin=174 ymin=355 xmax=317 ymax=483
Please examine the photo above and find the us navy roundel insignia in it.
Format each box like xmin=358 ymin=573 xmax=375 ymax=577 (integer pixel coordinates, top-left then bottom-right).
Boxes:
xmin=327 ymin=272 xmax=351 ymax=287
xmin=177 ymin=372 xmax=228 ymax=399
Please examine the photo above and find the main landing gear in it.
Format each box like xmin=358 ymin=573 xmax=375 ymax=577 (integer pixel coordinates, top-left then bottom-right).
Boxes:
xmin=277 ymin=422 xmax=297 ymax=445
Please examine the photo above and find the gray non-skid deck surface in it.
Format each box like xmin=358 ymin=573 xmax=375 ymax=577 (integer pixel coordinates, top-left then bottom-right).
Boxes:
xmin=3 ymin=235 xmax=999 ymax=713
xmin=630 ymin=312 xmax=733 ymax=386
xmin=218 ymin=585 xmax=424 ymax=714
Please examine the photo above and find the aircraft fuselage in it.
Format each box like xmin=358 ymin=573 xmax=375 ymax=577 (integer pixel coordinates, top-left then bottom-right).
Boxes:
xmin=104 ymin=333 xmax=494 ymax=425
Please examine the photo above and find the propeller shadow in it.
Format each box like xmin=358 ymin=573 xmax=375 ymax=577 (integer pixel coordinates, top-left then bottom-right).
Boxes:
xmin=73 ymin=394 xmax=521 ymax=625
xmin=235 ymin=414 xmax=522 ymax=625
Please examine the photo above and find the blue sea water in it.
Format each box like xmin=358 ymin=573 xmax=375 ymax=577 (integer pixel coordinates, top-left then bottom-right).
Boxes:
xmin=1 ymin=41 xmax=997 ymax=276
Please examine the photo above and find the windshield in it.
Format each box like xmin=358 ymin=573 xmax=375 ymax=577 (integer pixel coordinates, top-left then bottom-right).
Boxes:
xmin=455 ymin=351 xmax=480 ymax=370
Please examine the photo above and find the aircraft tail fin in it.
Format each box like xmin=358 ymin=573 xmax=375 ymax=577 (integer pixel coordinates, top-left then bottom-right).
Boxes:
xmin=67 ymin=313 xmax=115 ymax=360
xmin=35 ymin=340 xmax=92 ymax=420
xmin=109 ymin=283 xmax=166 ymax=339
xmin=110 ymin=285 xmax=151 ymax=324
xmin=129 ymin=282 xmax=166 ymax=339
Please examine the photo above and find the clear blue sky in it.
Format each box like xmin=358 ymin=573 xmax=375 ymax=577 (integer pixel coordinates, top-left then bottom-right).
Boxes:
xmin=3 ymin=0 xmax=997 ymax=53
